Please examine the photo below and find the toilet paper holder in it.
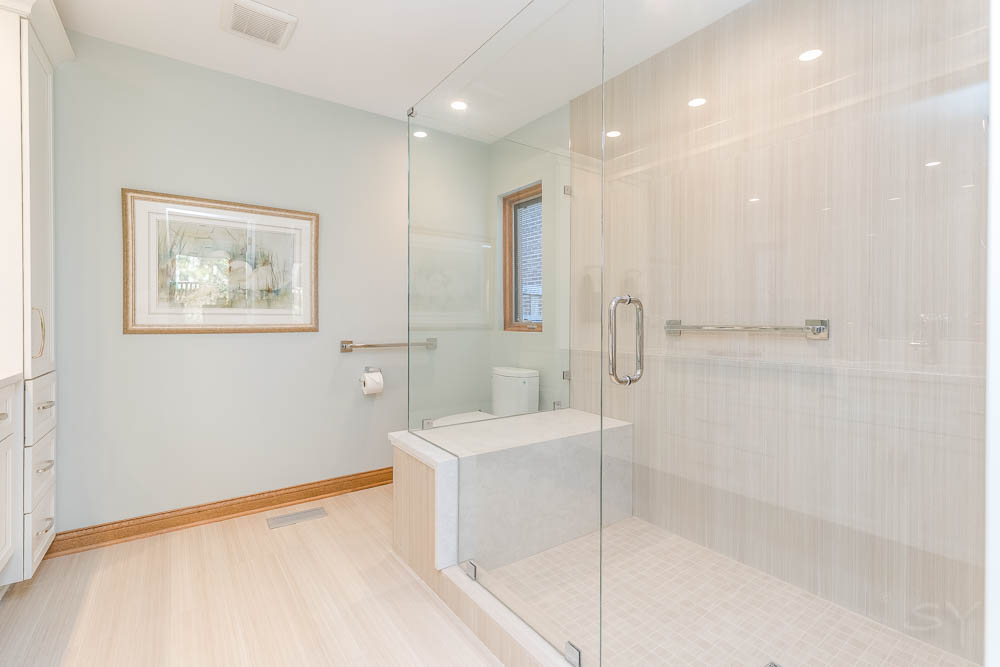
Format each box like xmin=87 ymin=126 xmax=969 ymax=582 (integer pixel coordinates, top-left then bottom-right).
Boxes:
xmin=359 ymin=366 xmax=385 ymax=397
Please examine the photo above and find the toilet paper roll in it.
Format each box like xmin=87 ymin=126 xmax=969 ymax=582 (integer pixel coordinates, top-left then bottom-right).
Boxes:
xmin=361 ymin=370 xmax=384 ymax=396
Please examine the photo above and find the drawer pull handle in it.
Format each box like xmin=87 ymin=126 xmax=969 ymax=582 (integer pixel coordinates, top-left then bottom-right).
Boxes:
xmin=35 ymin=518 xmax=54 ymax=537
xmin=0 ymin=412 xmax=7 ymax=421
xmin=34 ymin=460 xmax=54 ymax=474
xmin=36 ymin=400 xmax=55 ymax=411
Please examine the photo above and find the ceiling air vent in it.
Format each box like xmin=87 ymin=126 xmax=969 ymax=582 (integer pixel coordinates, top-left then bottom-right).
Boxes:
xmin=222 ymin=0 xmax=298 ymax=49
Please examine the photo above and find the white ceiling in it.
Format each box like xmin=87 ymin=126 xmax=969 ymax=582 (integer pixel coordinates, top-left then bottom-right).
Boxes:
xmin=53 ymin=0 xmax=529 ymax=122
xmin=54 ymin=0 xmax=751 ymax=138
xmin=414 ymin=0 xmax=752 ymax=140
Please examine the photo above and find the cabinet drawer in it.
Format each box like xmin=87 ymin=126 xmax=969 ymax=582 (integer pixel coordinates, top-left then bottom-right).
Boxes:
xmin=0 ymin=435 xmax=14 ymax=572
xmin=25 ymin=372 xmax=56 ymax=445
xmin=24 ymin=484 xmax=55 ymax=580
xmin=0 ymin=382 xmax=14 ymax=443
xmin=24 ymin=429 xmax=55 ymax=512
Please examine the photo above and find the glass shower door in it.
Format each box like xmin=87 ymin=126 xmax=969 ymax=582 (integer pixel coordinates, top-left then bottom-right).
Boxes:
xmin=406 ymin=0 xmax=605 ymax=663
xmin=599 ymin=0 xmax=987 ymax=665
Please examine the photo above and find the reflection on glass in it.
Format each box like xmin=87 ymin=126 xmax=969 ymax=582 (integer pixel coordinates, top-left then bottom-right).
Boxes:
xmin=512 ymin=190 xmax=543 ymax=325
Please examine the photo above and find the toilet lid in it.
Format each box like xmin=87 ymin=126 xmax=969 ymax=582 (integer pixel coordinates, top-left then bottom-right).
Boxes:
xmin=492 ymin=366 xmax=539 ymax=378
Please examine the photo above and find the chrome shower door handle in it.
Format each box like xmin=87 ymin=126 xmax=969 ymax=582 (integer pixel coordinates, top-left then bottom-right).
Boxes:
xmin=608 ymin=295 xmax=644 ymax=386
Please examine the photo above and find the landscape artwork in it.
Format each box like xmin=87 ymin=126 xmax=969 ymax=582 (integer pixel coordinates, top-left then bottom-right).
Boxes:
xmin=156 ymin=215 xmax=297 ymax=310
xmin=123 ymin=189 xmax=318 ymax=333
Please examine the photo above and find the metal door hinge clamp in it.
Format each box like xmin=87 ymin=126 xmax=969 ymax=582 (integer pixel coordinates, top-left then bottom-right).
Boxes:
xmin=564 ymin=641 xmax=581 ymax=667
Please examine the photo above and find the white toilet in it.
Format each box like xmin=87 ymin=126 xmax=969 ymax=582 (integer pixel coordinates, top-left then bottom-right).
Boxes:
xmin=491 ymin=366 xmax=539 ymax=417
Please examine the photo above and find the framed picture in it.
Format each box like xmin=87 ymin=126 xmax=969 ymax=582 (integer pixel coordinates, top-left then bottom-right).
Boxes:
xmin=409 ymin=228 xmax=493 ymax=329
xmin=122 ymin=189 xmax=318 ymax=334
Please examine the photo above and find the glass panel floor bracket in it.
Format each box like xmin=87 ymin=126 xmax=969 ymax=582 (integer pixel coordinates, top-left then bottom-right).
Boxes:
xmin=563 ymin=641 xmax=581 ymax=667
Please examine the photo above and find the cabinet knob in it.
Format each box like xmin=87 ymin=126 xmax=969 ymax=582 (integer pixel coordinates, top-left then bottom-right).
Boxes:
xmin=34 ymin=460 xmax=54 ymax=474
xmin=36 ymin=400 xmax=55 ymax=411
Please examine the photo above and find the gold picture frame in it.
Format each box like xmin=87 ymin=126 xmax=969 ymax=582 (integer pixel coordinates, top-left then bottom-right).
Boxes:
xmin=122 ymin=188 xmax=319 ymax=334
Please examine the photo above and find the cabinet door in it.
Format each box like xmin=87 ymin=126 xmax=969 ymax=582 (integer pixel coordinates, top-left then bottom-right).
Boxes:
xmin=22 ymin=21 xmax=54 ymax=380
xmin=0 ymin=434 xmax=14 ymax=571
xmin=0 ymin=381 xmax=13 ymax=443
xmin=0 ymin=13 xmax=22 ymax=381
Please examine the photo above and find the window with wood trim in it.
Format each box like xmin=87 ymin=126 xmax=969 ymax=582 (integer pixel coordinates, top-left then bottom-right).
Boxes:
xmin=502 ymin=183 xmax=543 ymax=332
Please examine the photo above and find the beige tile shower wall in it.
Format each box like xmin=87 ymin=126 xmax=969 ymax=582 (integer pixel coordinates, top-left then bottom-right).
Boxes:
xmin=570 ymin=0 xmax=987 ymax=661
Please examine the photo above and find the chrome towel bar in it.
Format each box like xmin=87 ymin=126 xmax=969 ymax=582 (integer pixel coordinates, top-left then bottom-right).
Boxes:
xmin=340 ymin=338 xmax=438 ymax=353
xmin=664 ymin=319 xmax=829 ymax=340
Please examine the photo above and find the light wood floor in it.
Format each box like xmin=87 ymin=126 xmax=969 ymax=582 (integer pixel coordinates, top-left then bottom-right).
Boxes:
xmin=0 ymin=485 xmax=500 ymax=666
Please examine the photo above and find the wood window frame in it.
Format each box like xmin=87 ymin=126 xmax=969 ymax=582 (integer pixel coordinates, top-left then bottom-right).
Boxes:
xmin=502 ymin=182 xmax=543 ymax=332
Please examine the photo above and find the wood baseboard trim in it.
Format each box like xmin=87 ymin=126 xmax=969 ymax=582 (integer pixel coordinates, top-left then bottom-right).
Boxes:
xmin=45 ymin=467 xmax=393 ymax=559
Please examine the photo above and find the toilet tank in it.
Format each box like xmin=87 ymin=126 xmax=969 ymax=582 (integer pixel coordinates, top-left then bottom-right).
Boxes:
xmin=491 ymin=367 xmax=540 ymax=417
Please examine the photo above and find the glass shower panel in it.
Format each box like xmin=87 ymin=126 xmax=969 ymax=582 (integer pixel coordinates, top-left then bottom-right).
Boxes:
xmin=407 ymin=0 xmax=604 ymax=661
xmin=600 ymin=0 xmax=986 ymax=665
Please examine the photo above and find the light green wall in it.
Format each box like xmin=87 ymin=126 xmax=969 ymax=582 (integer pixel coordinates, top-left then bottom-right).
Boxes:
xmin=54 ymin=33 xmax=408 ymax=530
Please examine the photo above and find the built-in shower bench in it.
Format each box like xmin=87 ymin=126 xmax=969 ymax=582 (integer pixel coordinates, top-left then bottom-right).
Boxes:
xmin=390 ymin=409 xmax=632 ymax=666
xmin=390 ymin=408 xmax=632 ymax=572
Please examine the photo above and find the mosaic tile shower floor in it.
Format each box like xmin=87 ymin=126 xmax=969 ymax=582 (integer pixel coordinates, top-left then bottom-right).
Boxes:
xmin=481 ymin=518 xmax=977 ymax=667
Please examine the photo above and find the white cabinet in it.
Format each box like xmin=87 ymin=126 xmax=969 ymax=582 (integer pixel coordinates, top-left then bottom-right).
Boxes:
xmin=0 ymin=377 xmax=21 ymax=579
xmin=24 ymin=429 xmax=54 ymax=512
xmin=0 ymin=433 xmax=15 ymax=570
xmin=22 ymin=19 xmax=54 ymax=381
xmin=23 ymin=483 xmax=54 ymax=579
xmin=0 ymin=381 xmax=13 ymax=443
xmin=0 ymin=3 xmax=70 ymax=587
xmin=0 ymin=382 xmax=14 ymax=571
xmin=0 ymin=11 xmax=21 ymax=383
xmin=24 ymin=372 xmax=56 ymax=445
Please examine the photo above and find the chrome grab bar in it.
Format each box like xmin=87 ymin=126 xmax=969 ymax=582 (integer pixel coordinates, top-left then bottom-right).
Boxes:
xmin=340 ymin=338 xmax=438 ymax=353
xmin=609 ymin=295 xmax=644 ymax=386
xmin=664 ymin=319 xmax=829 ymax=340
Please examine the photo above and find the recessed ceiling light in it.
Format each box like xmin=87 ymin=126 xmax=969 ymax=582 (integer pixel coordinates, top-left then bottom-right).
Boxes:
xmin=925 ymin=161 xmax=942 ymax=167
xmin=799 ymin=49 xmax=823 ymax=62
xmin=412 ymin=131 xmax=427 ymax=138
xmin=688 ymin=97 xmax=707 ymax=107
xmin=450 ymin=100 xmax=468 ymax=111
xmin=606 ymin=130 xmax=621 ymax=138
xmin=748 ymin=197 xmax=761 ymax=203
